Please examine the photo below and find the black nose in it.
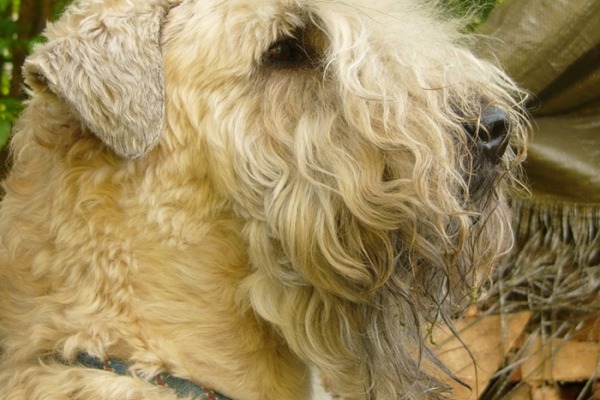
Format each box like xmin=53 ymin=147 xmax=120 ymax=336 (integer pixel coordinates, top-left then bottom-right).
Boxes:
xmin=466 ymin=106 xmax=510 ymax=163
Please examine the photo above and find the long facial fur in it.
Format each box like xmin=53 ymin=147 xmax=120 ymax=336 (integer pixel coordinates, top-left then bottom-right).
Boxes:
xmin=162 ymin=1 xmax=528 ymax=398
xmin=0 ymin=0 xmax=527 ymax=399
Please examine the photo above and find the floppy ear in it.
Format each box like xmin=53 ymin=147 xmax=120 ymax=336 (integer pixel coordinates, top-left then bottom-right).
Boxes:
xmin=23 ymin=0 xmax=168 ymax=159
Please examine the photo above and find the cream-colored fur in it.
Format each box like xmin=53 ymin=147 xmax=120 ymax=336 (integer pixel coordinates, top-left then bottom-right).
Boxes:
xmin=0 ymin=0 xmax=527 ymax=399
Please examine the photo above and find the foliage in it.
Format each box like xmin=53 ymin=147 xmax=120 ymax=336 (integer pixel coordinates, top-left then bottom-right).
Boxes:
xmin=0 ymin=0 xmax=69 ymax=148
xmin=0 ymin=0 xmax=19 ymax=147
xmin=0 ymin=99 xmax=20 ymax=148
xmin=444 ymin=0 xmax=503 ymax=30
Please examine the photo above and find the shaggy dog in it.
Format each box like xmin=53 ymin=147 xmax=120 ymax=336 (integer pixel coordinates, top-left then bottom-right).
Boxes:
xmin=0 ymin=0 xmax=527 ymax=398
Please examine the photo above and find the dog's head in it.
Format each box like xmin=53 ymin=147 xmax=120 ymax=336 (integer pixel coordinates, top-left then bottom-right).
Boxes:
xmin=23 ymin=0 xmax=527 ymax=398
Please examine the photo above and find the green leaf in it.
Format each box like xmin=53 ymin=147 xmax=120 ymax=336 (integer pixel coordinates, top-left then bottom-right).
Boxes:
xmin=0 ymin=0 xmax=12 ymax=12
xmin=0 ymin=98 xmax=23 ymax=115
xmin=0 ymin=119 xmax=11 ymax=148
xmin=444 ymin=0 xmax=502 ymax=30
xmin=0 ymin=98 xmax=22 ymax=148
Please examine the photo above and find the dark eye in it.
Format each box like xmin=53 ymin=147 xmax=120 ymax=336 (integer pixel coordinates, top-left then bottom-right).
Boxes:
xmin=264 ymin=38 xmax=311 ymax=68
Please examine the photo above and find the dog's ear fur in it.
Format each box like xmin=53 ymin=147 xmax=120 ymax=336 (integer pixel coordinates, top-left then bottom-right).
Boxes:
xmin=23 ymin=0 xmax=168 ymax=159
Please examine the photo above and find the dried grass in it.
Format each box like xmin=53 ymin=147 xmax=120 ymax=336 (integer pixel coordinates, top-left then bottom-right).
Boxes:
xmin=477 ymin=196 xmax=600 ymax=399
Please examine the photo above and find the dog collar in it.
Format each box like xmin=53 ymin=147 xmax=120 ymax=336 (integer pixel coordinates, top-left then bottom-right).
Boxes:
xmin=73 ymin=353 xmax=232 ymax=400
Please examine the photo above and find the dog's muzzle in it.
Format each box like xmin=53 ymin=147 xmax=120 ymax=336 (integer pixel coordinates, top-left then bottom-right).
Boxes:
xmin=465 ymin=106 xmax=511 ymax=163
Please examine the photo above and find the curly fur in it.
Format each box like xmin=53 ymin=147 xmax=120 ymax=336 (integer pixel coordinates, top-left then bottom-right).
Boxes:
xmin=0 ymin=0 xmax=527 ymax=399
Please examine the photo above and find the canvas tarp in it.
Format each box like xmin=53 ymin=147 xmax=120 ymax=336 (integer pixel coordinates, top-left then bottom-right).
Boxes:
xmin=478 ymin=0 xmax=600 ymax=205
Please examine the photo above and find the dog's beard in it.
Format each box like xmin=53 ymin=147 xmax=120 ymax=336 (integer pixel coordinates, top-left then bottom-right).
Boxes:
xmin=217 ymin=47 xmax=526 ymax=398
xmin=237 ymin=147 xmax=515 ymax=398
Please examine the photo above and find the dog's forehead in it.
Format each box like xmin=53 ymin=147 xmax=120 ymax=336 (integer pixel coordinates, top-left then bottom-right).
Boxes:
xmin=161 ymin=0 xmax=445 ymax=76
xmin=163 ymin=0 xmax=432 ymax=43
xmin=162 ymin=0 xmax=305 ymax=66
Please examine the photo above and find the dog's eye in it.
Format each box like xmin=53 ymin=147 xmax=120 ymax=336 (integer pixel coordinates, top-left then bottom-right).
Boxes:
xmin=264 ymin=38 xmax=311 ymax=68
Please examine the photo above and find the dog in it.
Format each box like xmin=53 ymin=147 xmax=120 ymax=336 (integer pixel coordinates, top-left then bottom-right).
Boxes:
xmin=0 ymin=0 xmax=528 ymax=398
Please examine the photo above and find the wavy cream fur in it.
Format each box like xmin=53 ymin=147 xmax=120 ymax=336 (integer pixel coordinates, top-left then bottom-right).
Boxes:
xmin=0 ymin=0 xmax=527 ymax=399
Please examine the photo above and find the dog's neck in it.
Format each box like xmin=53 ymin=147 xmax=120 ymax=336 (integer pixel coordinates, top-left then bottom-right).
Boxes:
xmin=69 ymin=353 xmax=232 ymax=400
xmin=1 ymin=110 xmax=314 ymax=399
xmin=97 ymin=149 xmax=315 ymax=398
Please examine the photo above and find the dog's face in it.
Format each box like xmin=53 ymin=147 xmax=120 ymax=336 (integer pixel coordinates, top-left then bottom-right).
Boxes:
xmin=22 ymin=0 xmax=527 ymax=397
xmin=162 ymin=2 xmax=528 ymax=396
